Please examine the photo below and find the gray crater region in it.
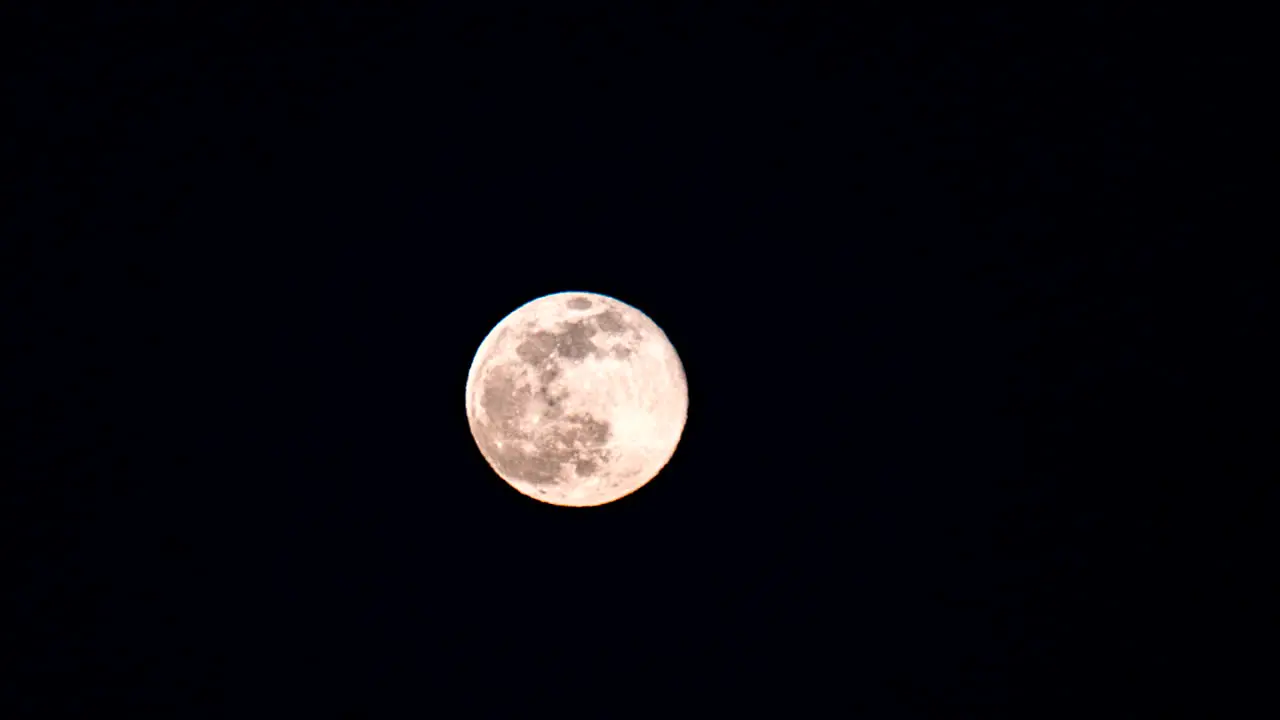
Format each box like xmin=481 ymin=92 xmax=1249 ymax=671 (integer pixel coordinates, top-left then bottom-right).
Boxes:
xmin=474 ymin=308 xmax=632 ymax=486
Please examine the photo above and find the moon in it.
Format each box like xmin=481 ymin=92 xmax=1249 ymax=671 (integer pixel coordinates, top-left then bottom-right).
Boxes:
xmin=465 ymin=291 xmax=688 ymax=507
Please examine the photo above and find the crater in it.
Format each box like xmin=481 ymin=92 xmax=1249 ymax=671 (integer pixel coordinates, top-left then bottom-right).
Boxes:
xmin=566 ymin=297 xmax=592 ymax=310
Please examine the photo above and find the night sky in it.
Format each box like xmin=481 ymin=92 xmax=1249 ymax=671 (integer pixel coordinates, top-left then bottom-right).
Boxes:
xmin=5 ymin=5 xmax=1260 ymax=715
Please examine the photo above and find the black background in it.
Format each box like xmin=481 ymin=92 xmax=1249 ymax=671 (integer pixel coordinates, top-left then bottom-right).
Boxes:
xmin=3 ymin=4 xmax=1264 ymax=715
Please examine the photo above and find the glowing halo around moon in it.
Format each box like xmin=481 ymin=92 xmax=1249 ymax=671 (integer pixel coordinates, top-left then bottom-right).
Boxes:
xmin=464 ymin=291 xmax=688 ymax=507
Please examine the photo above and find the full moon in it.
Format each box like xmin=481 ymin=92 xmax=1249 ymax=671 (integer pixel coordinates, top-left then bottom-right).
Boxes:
xmin=465 ymin=291 xmax=688 ymax=507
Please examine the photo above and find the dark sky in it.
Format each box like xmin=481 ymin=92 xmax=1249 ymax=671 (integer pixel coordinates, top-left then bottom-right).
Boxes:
xmin=4 ymin=4 xmax=1261 ymax=715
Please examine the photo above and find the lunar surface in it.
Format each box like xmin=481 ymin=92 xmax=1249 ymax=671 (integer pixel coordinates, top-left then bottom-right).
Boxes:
xmin=465 ymin=291 xmax=688 ymax=507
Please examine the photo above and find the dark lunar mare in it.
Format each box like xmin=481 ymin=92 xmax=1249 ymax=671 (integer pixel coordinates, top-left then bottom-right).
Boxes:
xmin=593 ymin=310 xmax=628 ymax=335
xmin=512 ymin=312 xmax=629 ymax=366
xmin=474 ymin=404 xmax=615 ymax=487
xmin=476 ymin=315 xmax=619 ymax=485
